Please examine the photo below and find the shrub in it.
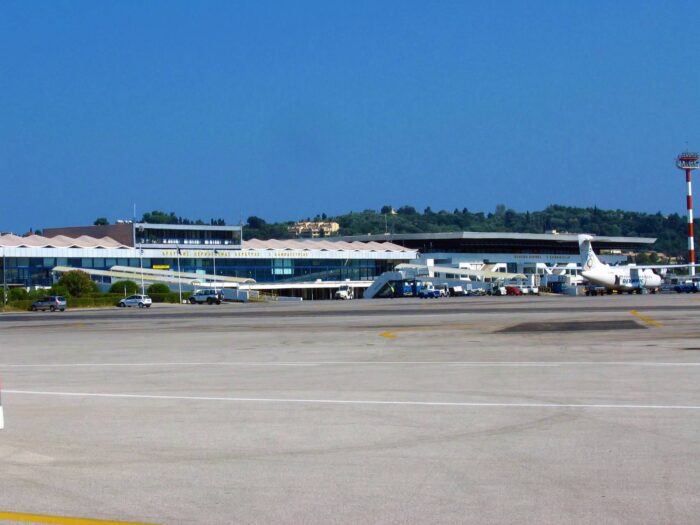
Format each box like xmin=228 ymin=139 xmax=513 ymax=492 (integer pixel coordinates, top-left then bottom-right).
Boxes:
xmin=8 ymin=288 xmax=28 ymax=300
xmin=58 ymin=270 xmax=99 ymax=297
xmin=109 ymin=280 xmax=139 ymax=295
xmin=50 ymin=284 xmax=69 ymax=297
xmin=147 ymin=283 xmax=170 ymax=294
xmin=67 ymin=295 xmax=124 ymax=308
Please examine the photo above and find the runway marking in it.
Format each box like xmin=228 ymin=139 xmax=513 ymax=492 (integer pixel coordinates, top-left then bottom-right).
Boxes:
xmin=2 ymin=361 xmax=700 ymax=368
xmin=4 ymin=389 xmax=700 ymax=411
xmin=379 ymin=331 xmax=397 ymax=339
xmin=630 ymin=310 xmax=663 ymax=327
xmin=0 ymin=510 xmax=157 ymax=524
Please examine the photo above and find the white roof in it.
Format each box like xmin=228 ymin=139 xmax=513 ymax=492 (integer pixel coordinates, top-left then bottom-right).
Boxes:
xmin=0 ymin=233 xmax=129 ymax=249
xmin=244 ymin=238 xmax=412 ymax=252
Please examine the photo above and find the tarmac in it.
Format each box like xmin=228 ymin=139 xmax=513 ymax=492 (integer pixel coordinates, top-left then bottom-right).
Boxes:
xmin=1 ymin=294 xmax=699 ymax=524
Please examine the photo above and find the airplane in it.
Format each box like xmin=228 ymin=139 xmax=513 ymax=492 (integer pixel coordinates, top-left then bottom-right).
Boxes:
xmin=578 ymin=234 xmax=697 ymax=293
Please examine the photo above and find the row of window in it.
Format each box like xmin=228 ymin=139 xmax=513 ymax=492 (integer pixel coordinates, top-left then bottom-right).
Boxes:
xmin=1 ymin=257 xmax=379 ymax=269
xmin=1 ymin=258 xmax=392 ymax=287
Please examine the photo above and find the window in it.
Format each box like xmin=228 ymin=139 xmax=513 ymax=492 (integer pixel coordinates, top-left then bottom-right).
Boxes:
xmin=272 ymin=259 xmax=293 ymax=275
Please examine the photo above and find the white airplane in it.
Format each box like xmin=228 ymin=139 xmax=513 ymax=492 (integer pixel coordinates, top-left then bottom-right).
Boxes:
xmin=578 ymin=234 xmax=697 ymax=293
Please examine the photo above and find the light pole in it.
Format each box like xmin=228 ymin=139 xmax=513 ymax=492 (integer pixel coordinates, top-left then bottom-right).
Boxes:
xmin=139 ymin=246 xmax=145 ymax=294
xmin=213 ymin=249 xmax=218 ymax=292
xmin=176 ymin=247 xmax=183 ymax=303
xmin=2 ymin=251 xmax=6 ymax=311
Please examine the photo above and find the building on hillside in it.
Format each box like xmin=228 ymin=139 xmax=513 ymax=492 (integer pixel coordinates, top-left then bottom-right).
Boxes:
xmin=288 ymin=221 xmax=340 ymax=238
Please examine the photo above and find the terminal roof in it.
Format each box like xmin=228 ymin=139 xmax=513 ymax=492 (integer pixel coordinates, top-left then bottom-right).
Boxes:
xmin=335 ymin=232 xmax=656 ymax=245
xmin=0 ymin=233 xmax=129 ymax=249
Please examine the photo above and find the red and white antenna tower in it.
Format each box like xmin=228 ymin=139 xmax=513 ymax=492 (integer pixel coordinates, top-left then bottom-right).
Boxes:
xmin=676 ymin=151 xmax=699 ymax=276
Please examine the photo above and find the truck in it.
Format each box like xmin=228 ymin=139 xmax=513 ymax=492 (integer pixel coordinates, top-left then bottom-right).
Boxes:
xmin=334 ymin=285 xmax=354 ymax=300
xmin=418 ymin=282 xmax=441 ymax=299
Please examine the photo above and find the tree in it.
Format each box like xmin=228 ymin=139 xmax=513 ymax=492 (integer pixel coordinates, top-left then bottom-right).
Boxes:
xmin=147 ymin=283 xmax=170 ymax=294
xmin=58 ymin=270 xmax=99 ymax=297
xmin=94 ymin=217 xmax=109 ymax=225
xmin=247 ymin=216 xmax=266 ymax=229
xmin=109 ymin=280 xmax=139 ymax=295
xmin=142 ymin=211 xmax=179 ymax=224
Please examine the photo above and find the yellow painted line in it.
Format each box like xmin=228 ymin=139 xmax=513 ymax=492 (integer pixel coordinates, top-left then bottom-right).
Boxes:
xmin=0 ymin=511 xmax=158 ymax=525
xmin=630 ymin=310 xmax=662 ymax=328
xmin=379 ymin=331 xmax=397 ymax=339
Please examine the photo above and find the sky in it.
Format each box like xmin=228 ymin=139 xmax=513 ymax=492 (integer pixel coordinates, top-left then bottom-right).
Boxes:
xmin=2 ymin=0 xmax=700 ymax=233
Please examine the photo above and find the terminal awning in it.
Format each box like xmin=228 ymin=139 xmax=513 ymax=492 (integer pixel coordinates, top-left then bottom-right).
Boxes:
xmin=396 ymin=264 xmax=526 ymax=281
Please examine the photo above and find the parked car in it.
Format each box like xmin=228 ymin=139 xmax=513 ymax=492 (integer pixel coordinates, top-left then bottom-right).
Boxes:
xmin=31 ymin=295 xmax=67 ymax=312
xmin=117 ymin=294 xmax=152 ymax=308
xmin=505 ymin=286 xmax=523 ymax=296
xmin=189 ymin=289 xmax=223 ymax=305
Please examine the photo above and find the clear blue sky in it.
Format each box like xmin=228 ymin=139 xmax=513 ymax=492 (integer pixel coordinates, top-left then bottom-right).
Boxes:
xmin=2 ymin=0 xmax=699 ymax=233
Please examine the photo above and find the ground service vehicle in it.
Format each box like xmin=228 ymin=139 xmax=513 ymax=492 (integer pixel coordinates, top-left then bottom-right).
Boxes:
xmin=435 ymin=283 xmax=450 ymax=297
xmin=334 ymin=285 xmax=354 ymax=300
xmin=117 ymin=294 xmax=152 ymax=308
xmin=31 ymin=296 xmax=67 ymax=312
xmin=189 ymin=289 xmax=223 ymax=304
xmin=675 ymin=282 xmax=700 ymax=293
xmin=505 ymin=286 xmax=523 ymax=296
xmin=418 ymin=282 xmax=441 ymax=299
xmin=585 ymin=285 xmax=609 ymax=296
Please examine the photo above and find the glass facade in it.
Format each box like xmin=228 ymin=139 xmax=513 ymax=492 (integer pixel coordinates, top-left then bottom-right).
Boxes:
xmin=135 ymin=225 xmax=242 ymax=247
xmin=1 ymin=256 xmax=397 ymax=287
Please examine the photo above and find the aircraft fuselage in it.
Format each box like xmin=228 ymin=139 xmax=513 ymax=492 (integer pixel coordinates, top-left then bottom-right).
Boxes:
xmin=581 ymin=267 xmax=662 ymax=292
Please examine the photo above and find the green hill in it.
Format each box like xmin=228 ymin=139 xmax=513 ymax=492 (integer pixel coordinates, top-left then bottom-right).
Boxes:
xmin=242 ymin=205 xmax=695 ymax=259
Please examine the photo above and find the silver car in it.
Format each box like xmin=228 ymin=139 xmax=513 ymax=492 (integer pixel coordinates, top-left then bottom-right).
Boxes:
xmin=117 ymin=294 xmax=152 ymax=308
xmin=31 ymin=295 xmax=67 ymax=312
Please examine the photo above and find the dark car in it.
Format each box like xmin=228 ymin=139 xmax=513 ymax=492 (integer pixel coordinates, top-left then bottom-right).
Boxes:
xmin=31 ymin=295 xmax=67 ymax=312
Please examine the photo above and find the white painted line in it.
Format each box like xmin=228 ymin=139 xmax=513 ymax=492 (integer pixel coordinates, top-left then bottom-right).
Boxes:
xmin=1 ymin=361 xmax=700 ymax=368
xmin=4 ymin=389 xmax=700 ymax=410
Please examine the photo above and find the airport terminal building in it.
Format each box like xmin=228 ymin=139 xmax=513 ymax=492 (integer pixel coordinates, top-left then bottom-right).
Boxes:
xmin=337 ymin=232 xmax=656 ymax=274
xmin=0 ymin=222 xmax=656 ymax=291
xmin=0 ymin=223 xmax=416 ymax=289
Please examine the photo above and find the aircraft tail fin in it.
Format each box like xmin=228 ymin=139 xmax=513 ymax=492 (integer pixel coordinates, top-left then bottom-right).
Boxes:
xmin=578 ymin=234 xmax=603 ymax=270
